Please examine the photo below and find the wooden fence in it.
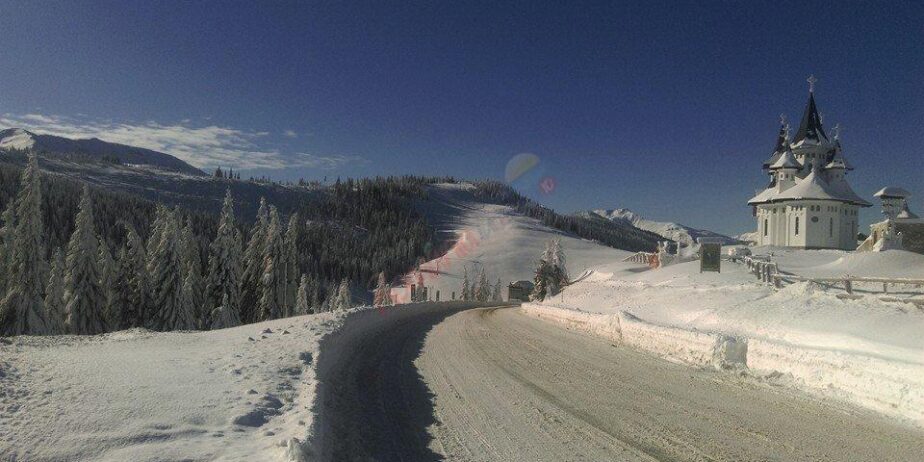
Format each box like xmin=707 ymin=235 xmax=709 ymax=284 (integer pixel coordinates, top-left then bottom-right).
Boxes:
xmin=734 ymin=255 xmax=924 ymax=308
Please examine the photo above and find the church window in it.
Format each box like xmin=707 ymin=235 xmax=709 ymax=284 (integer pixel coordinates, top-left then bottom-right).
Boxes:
xmin=811 ymin=216 xmax=819 ymax=223
xmin=764 ymin=219 xmax=768 ymax=236
xmin=829 ymin=218 xmax=833 ymax=237
xmin=795 ymin=217 xmax=800 ymax=235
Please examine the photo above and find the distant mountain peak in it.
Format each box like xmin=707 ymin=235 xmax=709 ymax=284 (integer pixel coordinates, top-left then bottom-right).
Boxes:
xmin=0 ymin=128 xmax=37 ymax=150
xmin=589 ymin=208 xmax=739 ymax=245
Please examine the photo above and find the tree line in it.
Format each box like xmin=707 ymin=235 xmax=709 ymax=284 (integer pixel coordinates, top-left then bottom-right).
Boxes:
xmin=0 ymin=155 xmax=438 ymax=335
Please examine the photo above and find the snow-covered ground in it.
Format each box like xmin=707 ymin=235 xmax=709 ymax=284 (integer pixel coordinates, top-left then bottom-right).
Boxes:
xmin=526 ymin=248 xmax=924 ymax=426
xmin=394 ymin=183 xmax=632 ymax=303
xmin=0 ymin=312 xmax=344 ymax=462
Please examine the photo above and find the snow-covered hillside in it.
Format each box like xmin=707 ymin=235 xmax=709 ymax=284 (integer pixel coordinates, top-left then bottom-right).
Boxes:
xmin=526 ymin=248 xmax=924 ymax=426
xmin=395 ymin=184 xmax=632 ymax=303
xmin=589 ymin=207 xmax=740 ymax=245
xmin=0 ymin=128 xmax=204 ymax=176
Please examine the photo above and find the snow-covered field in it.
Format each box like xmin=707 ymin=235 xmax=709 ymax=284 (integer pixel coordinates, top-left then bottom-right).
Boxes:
xmin=526 ymin=248 xmax=924 ymax=426
xmin=1 ymin=312 xmax=344 ymax=462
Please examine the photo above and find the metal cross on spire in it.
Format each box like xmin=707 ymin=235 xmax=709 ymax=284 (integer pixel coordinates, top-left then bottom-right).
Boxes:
xmin=832 ymin=123 xmax=841 ymax=139
xmin=779 ymin=113 xmax=787 ymax=125
xmin=807 ymin=74 xmax=818 ymax=93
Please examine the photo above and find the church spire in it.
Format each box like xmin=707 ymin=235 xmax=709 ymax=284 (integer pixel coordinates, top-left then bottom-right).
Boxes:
xmin=792 ymin=76 xmax=829 ymax=145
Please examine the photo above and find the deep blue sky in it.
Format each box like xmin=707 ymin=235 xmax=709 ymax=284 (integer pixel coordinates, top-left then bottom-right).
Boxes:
xmin=0 ymin=1 xmax=921 ymax=235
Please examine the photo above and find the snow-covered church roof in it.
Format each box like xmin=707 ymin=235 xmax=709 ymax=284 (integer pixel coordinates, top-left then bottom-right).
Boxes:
xmin=769 ymin=149 xmax=800 ymax=170
xmin=762 ymin=123 xmax=790 ymax=169
xmin=874 ymin=186 xmax=912 ymax=199
xmin=748 ymin=168 xmax=872 ymax=206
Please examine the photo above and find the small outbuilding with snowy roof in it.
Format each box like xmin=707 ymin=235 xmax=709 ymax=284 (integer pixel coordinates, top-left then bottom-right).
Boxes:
xmin=747 ymin=77 xmax=871 ymax=250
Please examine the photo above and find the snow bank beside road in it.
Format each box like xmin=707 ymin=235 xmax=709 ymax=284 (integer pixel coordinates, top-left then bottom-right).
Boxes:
xmin=522 ymin=249 xmax=924 ymax=426
xmin=1 ymin=313 xmax=342 ymax=462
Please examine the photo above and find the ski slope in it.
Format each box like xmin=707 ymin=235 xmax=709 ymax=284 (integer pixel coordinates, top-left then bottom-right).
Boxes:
xmin=394 ymin=183 xmax=632 ymax=303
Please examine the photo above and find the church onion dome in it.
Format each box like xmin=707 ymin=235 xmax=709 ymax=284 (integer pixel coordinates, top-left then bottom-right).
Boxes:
xmin=762 ymin=123 xmax=789 ymax=169
xmin=769 ymin=149 xmax=801 ymax=170
xmin=874 ymin=186 xmax=912 ymax=199
xmin=772 ymin=169 xmax=871 ymax=206
xmin=791 ymin=92 xmax=830 ymax=148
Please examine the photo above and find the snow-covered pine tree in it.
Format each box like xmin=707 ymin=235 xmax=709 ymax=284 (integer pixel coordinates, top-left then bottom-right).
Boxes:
xmin=148 ymin=209 xmax=194 ymax=331
xmin=530 ymin=250 xmax=555 ymax=302
xmin=210 ymin=293 xmax=237 ymax=330
xmin=493 ymin=278 xmax=503 ymax=302
xmin=0 ymin=201 xmax=16 ymax=299
xmin=97 ymin=238 xmax=117 ymax=326
xmin=44 ymin=248 xmax=66 ymax=334
xmin=0 ymin=153 xmax=49 ymax=335
xmin=295 ymin=274 xmax=311 ymax=315
xmin=108 ymin=242 xmax=133 ymax=330
xmin=283 ymin=213 xmax=300 ymax=317
xmin=476 ymin=268 xmax=490 ymax=302
xmin=373 ymin=272 xmax=388 ymax=306
xmin=461 ymin=266 xmax=471 ymax=301
xmin=121 ymin=225 xmax=149 ymax=327
xmin=63 ymin=186 xmax=107 ymax=335
xmin=178 ymin=218 xmax=205 ymax=327
xmin=146 ymin=205 xmax=170 ymax=272
xmin=240 ymin=197 xmax=269 ymax=323
xmin=204 ymin=190 xmax=242 ymax=329
xmin=259 ymin=206 xmax=286 ymax=321
xmin=548 ymin=238 xmax=568 ymax=284
xmin=336 ymin=278 xmax=352 ymax=311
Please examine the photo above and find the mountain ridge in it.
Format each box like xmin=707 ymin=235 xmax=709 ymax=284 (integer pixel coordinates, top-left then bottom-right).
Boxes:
xmin=0 ymin=128 xmax=204 ymax=176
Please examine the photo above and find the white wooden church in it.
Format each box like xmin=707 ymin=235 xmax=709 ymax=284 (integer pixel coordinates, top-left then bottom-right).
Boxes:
xmin=748 ymin=77 xmax=871 ymax=249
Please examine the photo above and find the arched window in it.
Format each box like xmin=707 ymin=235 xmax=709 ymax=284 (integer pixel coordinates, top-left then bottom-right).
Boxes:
xmin=764 ymin=219 xmax=768 ymax=236
xmin=795 ymin=217 xmax=800 ymax=235
xmin=829 ymin=217 xmax=833 ymax=237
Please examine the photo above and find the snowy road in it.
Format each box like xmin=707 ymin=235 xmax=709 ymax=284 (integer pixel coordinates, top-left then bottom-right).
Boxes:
xmin=319 ymin=306 xmax=924 ymax=461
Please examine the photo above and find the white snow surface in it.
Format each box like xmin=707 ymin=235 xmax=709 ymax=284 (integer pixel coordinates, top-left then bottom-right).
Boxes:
xmin=527 ymin=247 xmax=924 ymax=426
xmin=591 ymin=207 xmax=739 ymax=245
xmin=1 ymin=313 xmax=343 ymax=462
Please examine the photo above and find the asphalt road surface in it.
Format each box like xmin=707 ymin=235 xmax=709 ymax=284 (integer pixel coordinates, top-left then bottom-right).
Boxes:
xmin=320 ymin=306 xmax=924 ymax=461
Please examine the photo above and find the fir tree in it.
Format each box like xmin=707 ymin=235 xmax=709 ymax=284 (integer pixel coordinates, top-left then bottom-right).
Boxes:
xmin=121 ymin=225 xmax=149 ymax=327
xmin=240 ymin=197 xmax=269 ymax=323
xmin=44 ymin=248 xmax=67 ymax=334
xmin=530 ymin=258 xmax=552 ymax=302
xmin=373 ymin=272 xmax=389 ymax=306
xmin=295 ymin=274 xmax=311 ymax=315
xmin=475 ymin=268 xmax=491 ymax=302
xmin=204 ymin=190 xmax=242 ymax=329
xmin=0 ymin=153 xmax=49 ymax=335
xmin=210 ymin=293 xmax=237 ymax=329
xmin=179 ymin=218 xmax=205 ymax=327
xmin=461 ymin=266 xmax=471 ymax=301
xmin=97 ymin=238 xmax=117 ymax=325
xmin=336 ymin=278 xmax=352 ymax=311
xmin=259 ymin=207 xmax=286 ymax=321
xmin=148 ymin=209 xmax=193 ymax=330
xmin=283 ymin=213 xmax=301 ymax=316
xmin=63 ymin=186 xmax=107 ymax=335
xmin=0 ymin=201 xmax=16 ymax=299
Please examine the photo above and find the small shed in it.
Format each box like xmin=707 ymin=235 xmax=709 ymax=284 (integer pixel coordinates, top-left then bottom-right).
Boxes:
xmin=506 ymin=280 xmax=534 ymax=302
